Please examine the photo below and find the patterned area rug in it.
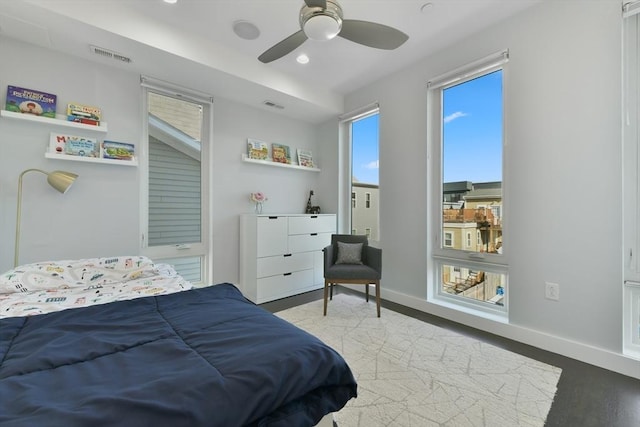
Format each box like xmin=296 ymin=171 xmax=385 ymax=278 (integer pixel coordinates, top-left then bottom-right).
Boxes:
xmin=277 ymin=294 xmax=561 ymax=427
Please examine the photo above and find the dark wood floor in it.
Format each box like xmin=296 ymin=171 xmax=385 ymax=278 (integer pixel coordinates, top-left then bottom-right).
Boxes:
xmin=260 ymin=286 xmax=640 ymax=427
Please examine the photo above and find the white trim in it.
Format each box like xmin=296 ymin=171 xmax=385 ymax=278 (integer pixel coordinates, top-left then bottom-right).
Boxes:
xmin=427 ymin=50 xmax=509 ymax=90
xmin=140 ymin=75 xmax=214 ymax=104
xmin=338 ymin=101 xmax=379 ymax=122
xmin=623 ymin=1 xmax=640 ymax=18
xmin=381 ymin=287 xmax=640 ymax=380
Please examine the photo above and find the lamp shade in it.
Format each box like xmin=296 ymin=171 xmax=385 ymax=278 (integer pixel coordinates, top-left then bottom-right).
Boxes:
xmin=47 ymin=170 xmax=78 ymax=194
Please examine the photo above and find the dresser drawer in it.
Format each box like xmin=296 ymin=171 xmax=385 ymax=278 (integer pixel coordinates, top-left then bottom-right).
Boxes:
xmin=288 ymin=232 xmax=332 ymax=253
xmin=256 ymin=269 xmax=314 ymax=303
xmin=256 ymin=216 xmax=288 ymax=257
xmin=256 ymin=252 xmax=314 ymax=278
xmin=288 ymin=215 xmax=336 ymax=235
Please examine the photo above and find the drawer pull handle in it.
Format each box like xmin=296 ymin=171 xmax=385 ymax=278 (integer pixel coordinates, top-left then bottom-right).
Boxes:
xmin=311 ymin=215 xmax=318 ymax=218
xmin=283 ymin=272 xmax=292 ymax=276
xmin=310 ymin=233 xmax=318 ymax=236
xmin=268 ymin=216 xmax=278 ymax=219
xmin=283 ymin=253 xmax=292 ymax=257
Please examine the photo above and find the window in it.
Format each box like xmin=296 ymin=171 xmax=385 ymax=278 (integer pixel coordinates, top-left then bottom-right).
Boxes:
xmin=444 ymin=232 xmax=453 ymax=247
xmin=623 ymin=1 xmax=640 ymax=358
xmin=340 ymin=106 xmax=380 ymax=241
xmin=140 ymin=77 xmax=212 ymax=285
xmin=428 ymin=51 xmax=508 ymax=315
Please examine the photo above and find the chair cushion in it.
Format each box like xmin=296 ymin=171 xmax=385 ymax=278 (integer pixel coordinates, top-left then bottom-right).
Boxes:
xmin=325 ymin=264 xmax=380 ymax=281
xmin=335 ymin=242 xmax=363 ymax=264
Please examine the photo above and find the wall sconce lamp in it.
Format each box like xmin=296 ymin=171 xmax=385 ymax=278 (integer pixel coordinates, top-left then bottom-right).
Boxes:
xmin=14 ymin=169 xmax=78 ymax=267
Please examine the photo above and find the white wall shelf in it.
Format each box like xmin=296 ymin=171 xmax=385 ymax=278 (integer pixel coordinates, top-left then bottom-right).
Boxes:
xmin=241 ymin=154 xmax=320 ymax=172
xmin=45 ymin=152 xmax=138 ymax=166
xmin=1 ymin=109 xmax=108 ymax=133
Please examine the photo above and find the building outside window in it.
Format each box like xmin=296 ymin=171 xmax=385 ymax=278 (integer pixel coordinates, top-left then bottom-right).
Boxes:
xmin=428 ymin=51 xmax=508 ymax=316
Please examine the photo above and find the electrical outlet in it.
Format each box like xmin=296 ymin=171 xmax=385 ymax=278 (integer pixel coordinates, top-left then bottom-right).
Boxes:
xmin=545 ymin=282 xmax=560 ymax=301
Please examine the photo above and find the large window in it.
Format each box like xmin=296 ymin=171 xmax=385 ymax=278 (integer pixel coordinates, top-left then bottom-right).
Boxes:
xmin=140 ymin=78 xmax=212 ymax=285
xmin=428 ymin=52 xmax=508 ymax=315
xmin=341 ymin=107 xmax=380 ymax=240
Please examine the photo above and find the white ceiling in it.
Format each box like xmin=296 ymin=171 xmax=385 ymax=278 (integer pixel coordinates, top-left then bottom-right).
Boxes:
xmin=0 ymin=0 xmax=543 ymax=123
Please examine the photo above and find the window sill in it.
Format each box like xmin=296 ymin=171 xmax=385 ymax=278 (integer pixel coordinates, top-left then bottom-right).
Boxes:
xmin=430 ymin=294 xmax=508 ymax=324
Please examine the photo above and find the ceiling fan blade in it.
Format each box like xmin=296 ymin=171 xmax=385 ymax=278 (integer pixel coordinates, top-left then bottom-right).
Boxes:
xmin=258 ymin=30 xmax=308 ymax=63
xmin=304 ymin=0 xmax=327 ymax=8
xmin=339 ymin=20 xmax=409 ymax=50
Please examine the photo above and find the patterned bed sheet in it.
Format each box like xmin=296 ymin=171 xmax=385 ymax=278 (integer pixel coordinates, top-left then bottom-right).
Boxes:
xmin=0 ymin=256 xmax=192 ymax=318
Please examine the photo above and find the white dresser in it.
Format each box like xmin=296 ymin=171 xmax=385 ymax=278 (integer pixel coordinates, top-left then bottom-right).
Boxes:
xmin=239 ymin=214 xmax=336 ymax=303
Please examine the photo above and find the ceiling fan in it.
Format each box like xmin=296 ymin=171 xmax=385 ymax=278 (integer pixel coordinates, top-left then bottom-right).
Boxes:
xmin=258 ymin=0 xmax=409 ymax=63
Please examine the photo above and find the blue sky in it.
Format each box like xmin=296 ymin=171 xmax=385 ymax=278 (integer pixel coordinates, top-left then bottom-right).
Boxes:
xmin=443 ymin=70 xmax=503 ymax=183
xmin=351 ymin=70 xmax=502 ymax=186
xmin=352 ymin=113 xmax=380 ymax=185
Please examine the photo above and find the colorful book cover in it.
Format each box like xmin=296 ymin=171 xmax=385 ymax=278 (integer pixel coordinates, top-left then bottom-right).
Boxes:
xmin=296 ymin=149 xmax=314 ymax=167
xmin=6 ymin=85 xmax=57 ymax=118
xmin=49 ymin=133 xmax=99 ymax=157
xmin=271 ymin=143 xmax=291 ymax=164
xmin=247 ymin=138 xmax=268 ymax=160
xmin=66 ymin=102 xmax=102 ymax=122
xmin=102 ymin=140 xmax=135 ymax=160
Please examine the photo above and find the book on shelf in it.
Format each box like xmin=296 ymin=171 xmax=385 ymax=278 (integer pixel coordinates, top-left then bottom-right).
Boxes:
xmin=247 ymin=138 xmax=268 ymax=160
xmin=49 ymin=132 xmax=99 ymax=158
xmin=296 ymin=149 xmax=314 ymax=168
xmin=102 ymin=140 xmax=135 ymax=161
xmin=5 ymin=85 xmax=57 ymax=118
xmin=66 ymin=102 xmax=101 ymax=126
xmin=271 ymin=143 xmax=291 ymax=164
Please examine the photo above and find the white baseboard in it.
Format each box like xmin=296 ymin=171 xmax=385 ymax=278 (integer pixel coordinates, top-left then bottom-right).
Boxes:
xmin=338 ymin=284 xmax=640 ymax=380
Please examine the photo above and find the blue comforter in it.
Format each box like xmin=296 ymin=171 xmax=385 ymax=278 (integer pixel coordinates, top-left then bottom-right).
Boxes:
xmin=0 ymin=283 xmax=357 ymax=426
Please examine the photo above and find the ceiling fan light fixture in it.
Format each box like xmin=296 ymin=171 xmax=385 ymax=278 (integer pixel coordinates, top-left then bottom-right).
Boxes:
xmin=303 ymin=14 xmax=341 ymax=41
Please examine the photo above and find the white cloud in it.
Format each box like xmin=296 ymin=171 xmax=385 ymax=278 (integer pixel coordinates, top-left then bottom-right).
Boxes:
xmin=443 ymin=111 xmax=468 ymax=123
xmin=364 ymin=160 xmax=379 ymax=170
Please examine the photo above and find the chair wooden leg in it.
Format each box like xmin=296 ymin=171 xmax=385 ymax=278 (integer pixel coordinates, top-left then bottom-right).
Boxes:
xmin=329 ymin=283 xmax=333 ymax=300
xmin=365 ymin=283 xmax=369 ymax=302
xmin=323 ymin=280 xmax=329 ymax=316
xmin=375 ymin=281 xmax=381 ymax=317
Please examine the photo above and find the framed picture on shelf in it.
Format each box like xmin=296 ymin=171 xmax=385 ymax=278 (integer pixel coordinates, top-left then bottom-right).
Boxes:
xmin=296 ymin=149 xmax=314 ymax=168
xmin=271 ymin=143 xmax=291 ymax=164
xmin=247 ymin=138 xmax=268 ymax=160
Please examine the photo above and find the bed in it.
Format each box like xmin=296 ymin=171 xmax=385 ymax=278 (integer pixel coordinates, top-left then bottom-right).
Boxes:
xmin=0 ymin=256 xmax=357 ymax=426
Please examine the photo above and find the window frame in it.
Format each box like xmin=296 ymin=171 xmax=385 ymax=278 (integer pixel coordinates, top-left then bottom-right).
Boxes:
xmin=427 ymin=51 xmax=509 ymax=317
xmin=338 ymin=104 xmax=380 ymax=241
xmin=139 ymin=77 xmax=213 ymax=285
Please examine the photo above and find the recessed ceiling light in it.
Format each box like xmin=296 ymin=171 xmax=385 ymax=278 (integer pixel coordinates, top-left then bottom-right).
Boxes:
xmin=164 ymin=0 xmax=178 ymax=4
xmin=296 ymin=54 xmax=309 ymax=64
xmin=233 ymin=20 xmax=260 ymax=40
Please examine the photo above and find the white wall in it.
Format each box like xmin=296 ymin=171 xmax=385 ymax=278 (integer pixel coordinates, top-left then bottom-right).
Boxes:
xmin=0 ymin=38 xmax=323 ymax=285
xmin=341 ymin=0 xmax=637 ymax=377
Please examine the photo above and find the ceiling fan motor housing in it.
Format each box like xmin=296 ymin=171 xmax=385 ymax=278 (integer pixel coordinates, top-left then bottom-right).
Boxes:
xmin=300 ymin=0 xmax=343 ymax=41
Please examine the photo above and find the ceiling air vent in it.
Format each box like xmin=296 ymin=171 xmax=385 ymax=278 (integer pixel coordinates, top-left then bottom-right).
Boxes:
xmin=90 ymin=45 xmax=132 ymax=63
xmin=263 ymin=100 xmax=284 ymax=109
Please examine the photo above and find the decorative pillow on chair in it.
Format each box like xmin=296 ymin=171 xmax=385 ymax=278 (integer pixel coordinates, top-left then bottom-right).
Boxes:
xmin=335 ymin=242 xmax=364 ymax=265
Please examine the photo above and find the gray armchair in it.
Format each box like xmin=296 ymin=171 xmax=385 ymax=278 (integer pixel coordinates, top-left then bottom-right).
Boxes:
xmin=323 ymin=234 xmax=382 ymax=317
